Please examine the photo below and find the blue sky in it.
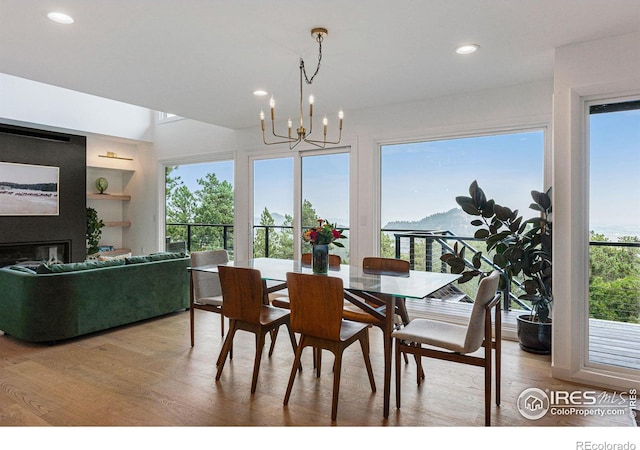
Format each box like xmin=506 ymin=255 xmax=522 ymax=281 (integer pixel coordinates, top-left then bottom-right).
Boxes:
xmin=589 ymin=108 xmax=640 ymax=231
xmin=169 ymin=109 xmax=638 ymax=237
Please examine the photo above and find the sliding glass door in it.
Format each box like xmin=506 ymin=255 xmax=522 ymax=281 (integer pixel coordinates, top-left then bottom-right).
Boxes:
xmin=251 ymin=148 xmax=350 ymax=262
xmin=587 ymin=99 xmax=640 ymax=372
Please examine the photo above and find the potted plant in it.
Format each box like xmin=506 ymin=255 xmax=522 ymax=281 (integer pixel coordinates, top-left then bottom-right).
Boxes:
xmin=441 ymin=181 xmax=553 ymax=354
xmin=86 ymin=206 xmax=105 ymax=257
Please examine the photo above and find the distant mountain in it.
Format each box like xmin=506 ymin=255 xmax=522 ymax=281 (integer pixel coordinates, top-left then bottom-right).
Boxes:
xmin=254 ymin=212 xmax=287 ymax=226
xmin=383 ymin=208 xmax=476 ymax=236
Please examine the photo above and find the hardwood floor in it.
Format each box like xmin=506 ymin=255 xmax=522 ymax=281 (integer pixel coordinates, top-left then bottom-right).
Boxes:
xmin=0 ymin=310 xmax=635 ymax=428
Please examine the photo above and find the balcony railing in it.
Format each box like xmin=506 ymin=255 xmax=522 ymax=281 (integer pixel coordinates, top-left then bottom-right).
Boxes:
xmin=166 ymin=222 xmax=234 ymax=254
xmin=166 ymin=222 xmax=638 ymax=321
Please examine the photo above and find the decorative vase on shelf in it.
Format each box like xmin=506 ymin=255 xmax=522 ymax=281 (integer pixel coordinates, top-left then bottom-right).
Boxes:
xmin=95 ymin=177 xmax=109 ymax=194
xmin=312 ymin=244 xmax=329 ymax=274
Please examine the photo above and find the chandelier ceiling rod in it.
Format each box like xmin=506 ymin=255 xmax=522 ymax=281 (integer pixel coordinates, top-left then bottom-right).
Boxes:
xmin=260 ymin=27 xmax=343 ymax=150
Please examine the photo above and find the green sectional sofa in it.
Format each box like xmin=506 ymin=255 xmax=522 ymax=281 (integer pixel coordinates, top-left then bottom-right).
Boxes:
xmin=0 ymin=253 xmax=190 ymax=343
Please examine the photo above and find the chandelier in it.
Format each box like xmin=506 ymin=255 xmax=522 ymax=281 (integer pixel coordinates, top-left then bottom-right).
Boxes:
xmin=260 ymin=27 xmax=343 ymax=149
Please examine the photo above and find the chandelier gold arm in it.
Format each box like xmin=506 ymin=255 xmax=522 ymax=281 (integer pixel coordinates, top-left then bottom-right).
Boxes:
xmin=259 ymin=26 xmax=342 ymax=150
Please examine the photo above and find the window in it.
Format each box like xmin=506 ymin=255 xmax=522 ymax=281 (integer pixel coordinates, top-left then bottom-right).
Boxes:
xmin=253 ymin=157 xmax=294 ymax=258
xmin=251 ymin=148 xmax=350 ymax=262
xmin=165 ymin=160 xmax=234 ymax=254
xmin=380 ymin=130 xmax=544 ymax=299
xmin=301 ymin=151 xmax=350 ymax=262
xmin=588 ymin=99 xmax=640 ymax=370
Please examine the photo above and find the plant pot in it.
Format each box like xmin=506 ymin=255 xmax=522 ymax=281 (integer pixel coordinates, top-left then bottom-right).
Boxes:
xmin=516 ymin=314 xmax=552 ymax=355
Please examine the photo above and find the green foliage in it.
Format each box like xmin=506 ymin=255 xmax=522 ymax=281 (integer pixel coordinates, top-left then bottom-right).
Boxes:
xmin=588 ymin=232 xmax=640 ymax=323
xmin=165 ymin=167 xmax=234 ymax=251
xmin=590 ymin=276 xmax=640 ymax=323
xmin=441 ymin=180 xmax=553 ymax=323
xmin=86 ymin=207 xmax=104 ymax=255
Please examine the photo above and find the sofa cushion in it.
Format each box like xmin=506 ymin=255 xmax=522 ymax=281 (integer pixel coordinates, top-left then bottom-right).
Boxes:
xmin=36 ymin=259 xmax=125 ymax=274
xmin=98 ymin=252 xmax=131 ymax=261
xmin=4 ymin=265 xmax=37 ymax=274
xmin=125 ymin=252 xmax=186 ymax=264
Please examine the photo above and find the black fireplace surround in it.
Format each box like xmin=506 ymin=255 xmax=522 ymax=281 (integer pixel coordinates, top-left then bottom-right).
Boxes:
xmin=0 ymin=124 xmax=86 ymax=264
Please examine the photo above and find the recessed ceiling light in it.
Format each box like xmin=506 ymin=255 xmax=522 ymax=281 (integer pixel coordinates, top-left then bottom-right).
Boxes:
xmin=253 ymin=90 xmax=268 ymax=97
xmin=47 ymin=12 xmax=74 ymax=24
xmin=456 ymin=44 xmax=479 ymax=55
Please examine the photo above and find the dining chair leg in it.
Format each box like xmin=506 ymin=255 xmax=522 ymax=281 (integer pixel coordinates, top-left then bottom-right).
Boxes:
xmin=496 ymin=343 xmax=501 ymax=406
xmin=359 ymin=332 xmax=376 ymax=392
xmin=416 ymin=344 xmax=424 ymax=385
xmin=331 ymin=350 xmax=343 ymax=421
xmin=251 ymin=331 xmax=267 ymax=393
xmin=484 ymin=341 xmax=492 ymax=426
xmin=215 ymin=321 xmax=237 ymax=377
xmin=220 ymin=314 xmax=225 ymax=337
xmin=190 ymin=306 xmax=195 ymax=347
xmin=268 ymin=328 xmax=278 ymax=357
xmin=396 ymin=299 xmax=410 ymax=365
xmin=284 ymin=337 xmax=305 ymax=406
xmin=395 ymin=341 xmax=402 ymax=409
xmin=285 ymin=323 xmax=302 ymax=372
xmin=316 ymin=347 xmax=322 ymax=378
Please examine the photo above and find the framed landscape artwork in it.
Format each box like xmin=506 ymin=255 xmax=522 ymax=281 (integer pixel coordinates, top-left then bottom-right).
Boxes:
xmin=0 ymin=161 xmax=60 ymax=216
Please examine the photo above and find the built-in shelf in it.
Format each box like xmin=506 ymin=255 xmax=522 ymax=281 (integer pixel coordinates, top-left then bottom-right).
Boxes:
xmin=87 ymin=193 xmax=131 ymax=201
xmin=104 ymin=221 xmax=131 ymax=228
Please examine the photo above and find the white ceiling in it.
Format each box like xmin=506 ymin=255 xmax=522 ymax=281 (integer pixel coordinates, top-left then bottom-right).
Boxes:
xmin=2 ymin=0 xmax=640 ymax=130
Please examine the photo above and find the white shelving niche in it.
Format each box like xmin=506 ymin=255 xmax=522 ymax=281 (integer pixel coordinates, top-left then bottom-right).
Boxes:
xmin=86 ymin=165 xmax=134 ymax=255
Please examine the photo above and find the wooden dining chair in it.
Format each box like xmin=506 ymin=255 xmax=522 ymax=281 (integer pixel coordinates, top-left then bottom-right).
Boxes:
xmin=283 ymin=272 xmax=376 ymax=421
xmin=339 ymin=256 xmax=418 ymax=373
xmin=189 ymin=249 xmax=229 ymax=346
xmin=270 ymin=253 xmax=341 ymax=309
xmin=342 ymin=256 xmax=411 ymax=326
xmin=391 ymin=270 xmax=501 ymax=426
xmin=216 ymin=265 xmax=298 ymax=393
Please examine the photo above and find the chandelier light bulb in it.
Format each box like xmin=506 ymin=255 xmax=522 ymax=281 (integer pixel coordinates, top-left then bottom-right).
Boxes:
xmin=338 ymin=110 xmax=344 ymax=120
xmin=260 ymin=110 xmax=265 ymax=120
xmin=269 ymin=97 xmax=275 ymax=108
xmin=308 ymin=94 xmax=314 ymax=104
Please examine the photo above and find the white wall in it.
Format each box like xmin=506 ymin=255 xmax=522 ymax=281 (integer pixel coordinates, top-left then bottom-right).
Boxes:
xmin=0 ymin=74 xmax=154 ymax=142
xmin=552 ymin=31 xmax=640 ymax=390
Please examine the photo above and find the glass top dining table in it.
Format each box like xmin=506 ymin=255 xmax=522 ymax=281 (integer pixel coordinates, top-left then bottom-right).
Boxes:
xmin=189 ymin=257 xmax=461 ymax=418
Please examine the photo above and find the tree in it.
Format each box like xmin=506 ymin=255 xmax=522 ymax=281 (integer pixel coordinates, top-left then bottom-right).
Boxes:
xmin=192 ymin=173 xmax=234 ymax=250
xmin=253 ymin=207 xmax=277 ymax=258
xmin=165 ymin=167 xmax=195 ymax=243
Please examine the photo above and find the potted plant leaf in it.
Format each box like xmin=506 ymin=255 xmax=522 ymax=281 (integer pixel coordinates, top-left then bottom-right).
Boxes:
xmin=441 ymin=180 xmax=552 ymax=354
xmin=86 ymin=206 xmax=105 ymax=257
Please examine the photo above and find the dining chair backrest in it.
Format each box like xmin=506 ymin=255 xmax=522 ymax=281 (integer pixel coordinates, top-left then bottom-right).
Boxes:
xmin=286 ymin=272 xmax=344 ymax=341
xmin=190 ymin=250 xmax=229 ymax=299
xmin=301 ymin=253 xmax=341 ymax=268
xmin=218 ymin=265 xmax=264 ymax=324
xmin=362 ymin=256 xmax=410 ymax=275
xmin=463 ymin=270 xmax=501 ymax=353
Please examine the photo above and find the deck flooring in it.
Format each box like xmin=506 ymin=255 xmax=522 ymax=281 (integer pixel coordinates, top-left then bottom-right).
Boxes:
xmin=406 ymin=297 xmax=640 ymax=371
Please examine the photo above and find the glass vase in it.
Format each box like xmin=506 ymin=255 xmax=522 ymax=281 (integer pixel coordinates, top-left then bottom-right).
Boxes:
xmin=312 ymin=244 xmax=329 ymax=274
